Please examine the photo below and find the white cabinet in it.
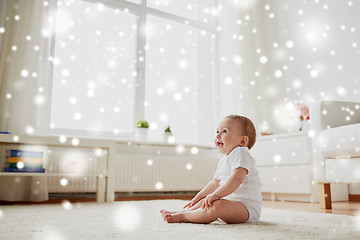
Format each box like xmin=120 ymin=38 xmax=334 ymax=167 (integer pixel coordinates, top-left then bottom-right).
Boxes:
xmin=251 ymin=132 xmax=318 ymax=202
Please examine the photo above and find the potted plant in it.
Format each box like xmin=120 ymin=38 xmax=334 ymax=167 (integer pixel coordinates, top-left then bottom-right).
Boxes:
xmin=135 ymin=119 xmax=149 ymax=141
xmin=163 ymin=125 xmax=174 ymax=143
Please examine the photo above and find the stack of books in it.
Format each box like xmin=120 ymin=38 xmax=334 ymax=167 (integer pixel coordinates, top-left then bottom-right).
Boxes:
xmin=3 ymin=149 xmax=45 ymax=173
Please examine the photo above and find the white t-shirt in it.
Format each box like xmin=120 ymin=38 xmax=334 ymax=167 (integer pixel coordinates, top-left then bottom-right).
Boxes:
xmin=214 ymin=146 xmax=263 ymax=205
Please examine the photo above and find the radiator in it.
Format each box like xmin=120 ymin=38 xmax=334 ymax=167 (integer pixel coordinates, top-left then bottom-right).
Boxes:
xmin=47 ymin=147 xmax=98 ymax=192
xmin=47 ymin=145 xmax=219 ymax=193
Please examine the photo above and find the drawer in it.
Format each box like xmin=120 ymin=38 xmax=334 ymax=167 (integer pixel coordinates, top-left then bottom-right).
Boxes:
xmin=269 ymin=136 xmax=310 ymax=165
xmin=258 ymin=165 xmax=311 ymax=194
xmin=272 ymin=165 xmax=311 ymax=194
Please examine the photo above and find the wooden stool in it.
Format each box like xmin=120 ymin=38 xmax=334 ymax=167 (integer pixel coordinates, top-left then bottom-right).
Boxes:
xmin=318 ymin=182 xmax=332 ymax=209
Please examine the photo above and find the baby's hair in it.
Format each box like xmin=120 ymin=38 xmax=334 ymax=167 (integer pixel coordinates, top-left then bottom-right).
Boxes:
xmin=225 ymin=115 xmax=256 ymax=150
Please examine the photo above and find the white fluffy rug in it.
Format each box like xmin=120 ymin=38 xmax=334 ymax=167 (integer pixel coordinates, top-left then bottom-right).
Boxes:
xmin=0 ymin=200 xmax=359 ymax=240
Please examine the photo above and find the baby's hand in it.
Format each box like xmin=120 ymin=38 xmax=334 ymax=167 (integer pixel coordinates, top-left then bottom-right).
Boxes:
xmin=183 ymin=198 xmax=198 ymax=209
xmin=202 ymin=193 xmax=220 ymax=209
xmin=183 ymin=201 xmax=193 ymax=209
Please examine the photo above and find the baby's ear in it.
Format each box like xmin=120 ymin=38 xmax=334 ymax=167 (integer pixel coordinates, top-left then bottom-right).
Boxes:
xmin=240 ymin=135 xmax=249 ymax=146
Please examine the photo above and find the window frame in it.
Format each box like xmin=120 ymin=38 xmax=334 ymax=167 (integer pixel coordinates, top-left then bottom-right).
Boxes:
xmin=47 ymin=0 xmax=220 ymax=142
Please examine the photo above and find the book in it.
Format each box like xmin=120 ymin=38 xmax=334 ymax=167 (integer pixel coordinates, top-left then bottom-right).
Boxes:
xmin=3 ymin=167 xmax=45 ymax=173
xmin=7 ymin=157 xmax=43 ymax=164
xmin=5 ymin=149 xmax=43 ymax=158
xmin=5 ymin=163 xmax=43 ymax=169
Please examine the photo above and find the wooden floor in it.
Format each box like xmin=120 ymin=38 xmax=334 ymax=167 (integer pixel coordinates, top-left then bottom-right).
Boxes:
xmin=1 ymin=195 xmax=360 ymax=217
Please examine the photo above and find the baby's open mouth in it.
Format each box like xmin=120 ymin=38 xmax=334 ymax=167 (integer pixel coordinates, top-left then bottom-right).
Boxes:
xmin=216 ymin=142 xmax=224 ymax=147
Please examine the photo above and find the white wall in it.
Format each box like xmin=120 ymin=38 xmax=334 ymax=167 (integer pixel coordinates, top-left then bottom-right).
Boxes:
xmin=253 ymin=0 xmax=360 ymax=133
xmin=250 ymin=0 xmax=360 ymax=194
xmin=217 ymin=0 xmax=360 ymax=194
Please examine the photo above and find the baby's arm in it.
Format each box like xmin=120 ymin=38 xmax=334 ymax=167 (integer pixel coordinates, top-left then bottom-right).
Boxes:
xmin=202 ymin=167 xmax=247 ymax=209
xmin=183 ymin=178 xmax=220 ymax=208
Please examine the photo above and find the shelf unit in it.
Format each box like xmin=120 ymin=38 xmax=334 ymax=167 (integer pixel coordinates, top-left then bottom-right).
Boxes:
xmin=0 ymin=134 xmax=116 ymax=202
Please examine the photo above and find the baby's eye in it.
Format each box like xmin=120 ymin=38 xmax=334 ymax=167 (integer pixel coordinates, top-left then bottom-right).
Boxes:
xmin=216 ymin=130 xmax=220 ymax=134
xmin=222 ymin=129 xmax=227 ymax=133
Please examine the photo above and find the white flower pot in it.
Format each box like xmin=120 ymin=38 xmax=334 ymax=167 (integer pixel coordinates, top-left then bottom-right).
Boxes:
xmin=163 ymin=132 xmax=174 ymax=143
xmin=134 ymin=128 xmax=148 ymax=141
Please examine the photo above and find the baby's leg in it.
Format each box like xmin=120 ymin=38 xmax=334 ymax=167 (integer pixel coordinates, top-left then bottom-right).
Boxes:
xmin=165 ymin=199 xmax=249 ymax=224
xmin=161 ymin=198 xmax=204 ymax=219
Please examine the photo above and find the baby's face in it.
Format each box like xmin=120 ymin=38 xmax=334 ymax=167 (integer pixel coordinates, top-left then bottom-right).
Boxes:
xmin=215 ymin=118 xmax=244 ymax=155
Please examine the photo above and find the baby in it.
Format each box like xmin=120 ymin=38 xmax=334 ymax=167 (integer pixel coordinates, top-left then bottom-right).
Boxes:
xmin=161 ymin=115 xmax=262 ymax=224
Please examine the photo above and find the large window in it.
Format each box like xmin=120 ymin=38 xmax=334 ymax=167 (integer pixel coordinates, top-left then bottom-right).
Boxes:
xmin=50 ymin=0 xmax=218 ymax=144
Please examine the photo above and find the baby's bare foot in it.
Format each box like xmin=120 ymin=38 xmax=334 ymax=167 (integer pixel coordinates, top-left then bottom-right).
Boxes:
xmin=160 ymin=210 xmax=174 ymax=220
xmin=164 ymin=213 xmax=182 ymax=223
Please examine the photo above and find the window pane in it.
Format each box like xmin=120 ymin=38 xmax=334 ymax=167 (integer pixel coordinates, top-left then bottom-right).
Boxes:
xmin=51 ymin=0 xmax=137 ymax=134
xmin=145 ymin=15 xmax=214 ymax=144
xmin=147 ymin=0 xmax=210 ymax=20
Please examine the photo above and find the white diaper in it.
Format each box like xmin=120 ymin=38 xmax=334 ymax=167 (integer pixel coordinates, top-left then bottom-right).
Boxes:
xmin=222 ymin=196 xmax=262 ymax=223
xmin=243 ymin=200 xmax=261 ymax=223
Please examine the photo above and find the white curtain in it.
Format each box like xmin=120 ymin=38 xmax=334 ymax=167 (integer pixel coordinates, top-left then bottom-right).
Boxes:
xmin=0 ymin=0 xmax=53 ymax=202
xmin=217 ymin=1 xmax=273 ymax=132
xmin=0 ymin=0 xmax=53 ymax=136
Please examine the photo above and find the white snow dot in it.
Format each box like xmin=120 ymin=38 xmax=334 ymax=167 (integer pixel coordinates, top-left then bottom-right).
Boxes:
xmin=310 ymin=70 xmax=319 ymax=78
xmin=233 ymin=55 xmax=243 ymax=65
xmin=59 ymin=135 xmax=67 ymax=143
xmin=269 ymin=13 xmax=275 ymax=18
xmin=308 ymin=130 xmax=316 ymax=138
xmin=155 ymin=182 xmax=163 ymax=190
xmin=225 ymin=77 xmax=233 ymax=85
xmin=176 ymin=145 xmax=185 ymax=154
xmin=21 ymin=69 xmax=29 ymax=78
xmin=174 ymin=93 xmax=182 ymax=101
xmin=62 ymin=69 xmax=70 ymax=77
xmin=293 ymin=79 xmax=302 ymax=89
xmin=0 ymin=27 xmax=5 ymax=34
xmin=6 ymin=93 xmax=12 ymax=99
xmin=191 ymin=147 xmax=199 ymax=155
xmin=72 ymin=138 xmax=79 ymax=146
xmin=87 ymin=90 xmax=95 ymax=98
xmin=336 ymin=86 xmax=347 ymax=96
xmin=25 ymin=125 xmax=35 ymax=135
xmin=11 ymin=45 xmax=17 ymax=51
xmin=274 ymin=70 xmax=283 ymax=78
xmin=34 ymin=95 xmax=45 ymax=105
xmin=286 ymin=41 xmax=294 ymax=48
xmin=74 ymin=112 xmax=82 ymax=120
xmin=156 ymin=88 xmax=164 ymax=95
xmin=260 ymin=56 xmax=268 ymax=64
xmin=26 ymin=35 xmax=31 ymax=41
xmin=69 ymin=97 xmax=77 ymax=104
xmin=17 ymin=162 xmax=25 ymax=169
xmin=60 ymin=178 xmax=68 ymax=186
xmin=178 ymin=60 xmax=188 ymax=69
xmin=62 ymin=200 xmax=73 ymax=210
xmin=14 ymin=15 xmax=20 ymax=21
xmin=186 ymin=164 xmax=193 ymax=170
xmin=273 ymin=155 xmax=282 ymax=163
xmin=13 ymin=135 xmax=19 ymax=142
xmin=0 ymin=210 xmax=3 ymax=219
xmin=147 ymin=159 xmax=153 ymax=166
